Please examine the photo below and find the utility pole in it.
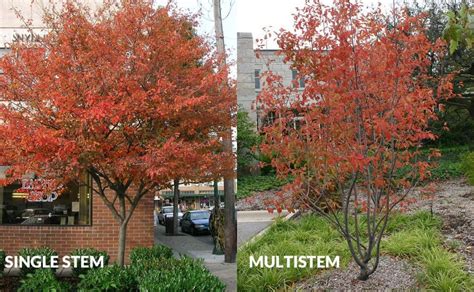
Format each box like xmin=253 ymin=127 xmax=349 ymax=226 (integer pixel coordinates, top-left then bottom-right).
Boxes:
xmin=213 ymin=0 xmax=237 ymax=263
xmin=172 ymin=178 xmax=180 ymax=235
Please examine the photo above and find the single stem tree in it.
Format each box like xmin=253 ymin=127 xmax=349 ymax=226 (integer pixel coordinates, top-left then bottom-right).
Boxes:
xmin=258 ymin=0 xmax=454 ymax=280
xmin=0 ymin=0 xmax=233 ymax=266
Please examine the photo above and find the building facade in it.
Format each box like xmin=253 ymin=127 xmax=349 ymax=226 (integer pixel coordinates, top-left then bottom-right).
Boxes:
xmin=237 ymin=32 xmax=304 ymax=129
xmin=157 ymin=183 xmax=224 ymax=211
xmin=0 ymin=0 xmax=153 ymax=264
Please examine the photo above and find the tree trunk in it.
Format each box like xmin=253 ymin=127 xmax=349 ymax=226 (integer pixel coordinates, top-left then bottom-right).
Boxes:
xmin=117 ymin=222 xmax=128 ymax=266
xmin=212 ymin=180 xmax=224 ymax=255
xmin=173 ymin=179 xmax=180 ymax=235
xmin=358 ymin=266 xmax=369 ymax=281
xmin=213 ymin=0 xmax=237 ymax=265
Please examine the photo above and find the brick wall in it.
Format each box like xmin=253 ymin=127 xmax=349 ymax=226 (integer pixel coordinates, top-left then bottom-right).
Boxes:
xmin=0 ymin=187 xmax=154 ymax=264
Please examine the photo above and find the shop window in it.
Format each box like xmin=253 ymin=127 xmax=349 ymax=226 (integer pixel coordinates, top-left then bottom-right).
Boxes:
xmin=0 ymin=172 xmax=92 ymax=225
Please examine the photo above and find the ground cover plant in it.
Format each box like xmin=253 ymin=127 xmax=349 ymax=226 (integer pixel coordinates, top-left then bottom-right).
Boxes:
xmin=237 ymin=211 xmax=473 ymax=291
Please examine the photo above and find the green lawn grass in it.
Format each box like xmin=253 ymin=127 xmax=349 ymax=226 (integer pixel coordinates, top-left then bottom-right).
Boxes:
xmin=238 ymin=211 xmax=473 ymax=291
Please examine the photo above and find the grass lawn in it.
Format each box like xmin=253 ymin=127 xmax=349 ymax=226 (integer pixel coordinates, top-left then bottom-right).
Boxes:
xmin=238 ymin=211 xmax=473 ymax=291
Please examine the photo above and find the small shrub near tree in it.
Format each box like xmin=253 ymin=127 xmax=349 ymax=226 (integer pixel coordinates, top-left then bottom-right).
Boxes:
xmin=18 ymin=247 xmax=57 ymax=276
xmin=77 ymin=265 xmax=136 ymax=292
xmin=18 ymin=269 xmax=70 ymax=292
xmin=70 ymin=248 xmax=109 ymax=277
xmin=129 ymin=245 xmax=173 ymax=265
xmin=137 ymin=257 xmax=225 ymax=292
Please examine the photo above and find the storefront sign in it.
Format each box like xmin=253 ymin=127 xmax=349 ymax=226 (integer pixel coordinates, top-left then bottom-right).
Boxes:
xmin=15 ymin=179 xmax=61 ymax=202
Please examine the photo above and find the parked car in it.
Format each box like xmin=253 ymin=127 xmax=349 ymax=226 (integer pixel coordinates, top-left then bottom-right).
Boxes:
xmin=181 ymin=210 xmax=211 ymax=235
xmin=158 ymin=206 xmax=183 ymax=225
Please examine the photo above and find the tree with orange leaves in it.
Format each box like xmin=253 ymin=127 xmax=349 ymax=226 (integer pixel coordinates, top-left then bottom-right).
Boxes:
xmin=258 ymin=0 xmax=454 ymax=280
xmin=0 ymin=0 xmax=233 ymax=266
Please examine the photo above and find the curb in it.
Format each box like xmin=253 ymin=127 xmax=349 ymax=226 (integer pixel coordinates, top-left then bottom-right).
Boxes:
xmin=239 ymin=209 xmax=301 ymax=249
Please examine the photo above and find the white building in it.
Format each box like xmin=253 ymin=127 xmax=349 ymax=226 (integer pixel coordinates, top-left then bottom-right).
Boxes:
xmin=236 ymin=32 xmax=305 ymax=128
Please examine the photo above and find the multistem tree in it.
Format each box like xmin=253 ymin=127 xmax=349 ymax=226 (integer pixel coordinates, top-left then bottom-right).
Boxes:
xmin=258 ymin=0 xmax=454 ymax=280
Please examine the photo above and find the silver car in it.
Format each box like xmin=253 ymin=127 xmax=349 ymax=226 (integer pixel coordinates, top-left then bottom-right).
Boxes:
xmin=158 ymin=206 xmax=183 ymax=225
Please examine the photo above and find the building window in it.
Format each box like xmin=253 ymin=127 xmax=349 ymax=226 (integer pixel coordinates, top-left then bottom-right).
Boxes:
xmin=255 ymin=69 xmax=261 ymax=89
xmin=0 ymin=172 xmax=92 ymax=226
xmin=292 ymin=69 xmax=305 ymax=88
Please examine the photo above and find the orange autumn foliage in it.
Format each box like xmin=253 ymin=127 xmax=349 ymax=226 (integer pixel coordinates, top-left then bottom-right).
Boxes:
xmin=257 ymin=0 xmax=454 ymax=280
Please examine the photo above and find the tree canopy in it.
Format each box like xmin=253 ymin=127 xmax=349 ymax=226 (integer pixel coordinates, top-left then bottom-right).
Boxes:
xmin=0 ymin=0 xmax=233 ymax=265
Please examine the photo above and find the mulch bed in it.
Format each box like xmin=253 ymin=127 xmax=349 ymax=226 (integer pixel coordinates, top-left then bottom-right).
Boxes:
xmin=0 ymin=276 xmax=21 ymax=292
xmin=0 ymin=275 xmax=79 ymax=292
xmin=296 ymin=256 xmax=421 ymax=291
xmin=407 ymin=179 xmax=474 ymax=275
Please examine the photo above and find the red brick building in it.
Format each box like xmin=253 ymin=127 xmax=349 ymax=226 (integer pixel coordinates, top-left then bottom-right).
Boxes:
xmin=0 ymin=182 xmax=154 ymax=264
xmin=0 ymin=1 xmax=154 ymax=264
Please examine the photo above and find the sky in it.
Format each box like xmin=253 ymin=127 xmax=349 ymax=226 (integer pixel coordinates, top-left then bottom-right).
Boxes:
xmin=155 ymin=0 xmax=399 ymax=58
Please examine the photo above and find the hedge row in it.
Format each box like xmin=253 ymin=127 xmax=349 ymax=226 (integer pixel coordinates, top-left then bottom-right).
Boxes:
xmin=10 ymin=245 xmax=224 ymax=291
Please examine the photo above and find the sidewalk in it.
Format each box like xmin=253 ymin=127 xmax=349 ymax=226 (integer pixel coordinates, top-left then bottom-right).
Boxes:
xmin=154 ymin=226 xmax=237 ymax=291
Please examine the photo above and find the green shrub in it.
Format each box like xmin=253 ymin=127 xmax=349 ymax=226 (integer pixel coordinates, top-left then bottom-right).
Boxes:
xmin=18 ymin=269 xmax=70 ymax=292
xmin=137 ymin=257 xmax=225 ymax=292
xmin=77 ymin=265 xmax=136 ymax=292
xmin=237 ymin=175 xmax=292 ymax=199
xmin=461 ymin=151 xmax=474 ymax=185
xmin=70 ymin=248 xmax=109 ymax=276
xmin=425 ymin=146 xmax=469 ymax=181
xmin=129 ymin=245 xmax=173 ymax=266
xmin=0 ymin=250 xmax=5 ymax=276
xmin=18 ymin=247 xmax=57 ymax=276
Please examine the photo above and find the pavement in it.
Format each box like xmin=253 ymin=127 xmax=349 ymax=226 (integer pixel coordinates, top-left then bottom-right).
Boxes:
xmin=237 ymin=210 xmax=288 ymax=246
xmin=154 ymin=210 xmax=287 ymax=292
